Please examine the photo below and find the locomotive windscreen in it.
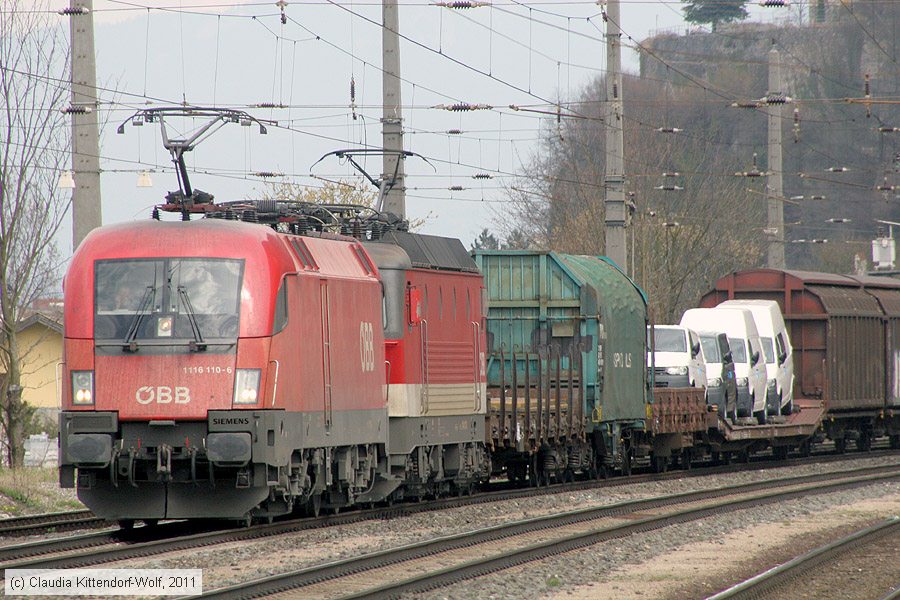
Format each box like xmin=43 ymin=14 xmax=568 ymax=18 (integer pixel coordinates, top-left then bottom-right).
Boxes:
xmin=93 ymin=258 xmax=244 ymax=350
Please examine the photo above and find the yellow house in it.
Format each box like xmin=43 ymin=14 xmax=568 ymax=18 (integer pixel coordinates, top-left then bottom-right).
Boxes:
xmin=11 ymin=313 xmax=64 ymax=418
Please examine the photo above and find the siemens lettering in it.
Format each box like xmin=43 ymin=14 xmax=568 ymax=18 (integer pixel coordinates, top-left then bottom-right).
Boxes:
xmin=136 ymin=386 xmax=191 ymax=404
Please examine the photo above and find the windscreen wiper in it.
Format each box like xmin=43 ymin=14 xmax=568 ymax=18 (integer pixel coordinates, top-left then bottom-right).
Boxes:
xmin=122 ymin=286 xmax=156 ymax=352
xmin=177 ymin=285 xmax=207 ymax=352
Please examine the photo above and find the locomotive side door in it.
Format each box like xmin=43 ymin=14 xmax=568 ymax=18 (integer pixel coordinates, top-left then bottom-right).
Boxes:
xmin=320 ymin=280 xmax=333 ymax=427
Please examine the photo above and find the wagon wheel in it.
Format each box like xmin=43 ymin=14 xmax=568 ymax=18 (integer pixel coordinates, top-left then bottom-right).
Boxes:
xmin=308 ymin=493 xmax=322 ymax=518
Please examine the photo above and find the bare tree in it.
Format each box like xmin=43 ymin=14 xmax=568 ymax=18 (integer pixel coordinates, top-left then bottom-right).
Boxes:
xmin=0 ymin=2 xmax=71 ymax=467
xmin=504 ymin=74 xmax=765 ymax=324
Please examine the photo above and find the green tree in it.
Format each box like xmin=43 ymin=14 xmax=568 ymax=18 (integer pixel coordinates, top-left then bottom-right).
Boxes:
xmin=682 ymin=0 xmax=749 ymax=31
xmin=471 ymin=229 xmax=500 ymax=250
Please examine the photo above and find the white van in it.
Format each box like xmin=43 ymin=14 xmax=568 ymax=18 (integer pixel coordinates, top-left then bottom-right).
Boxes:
xmin=647 ymin=325 xmax=706 ymax=390
xmin=680 ymin=308 xmax=768 ymax=423
xmin=719 ymin=300 xmax=795 ymax=416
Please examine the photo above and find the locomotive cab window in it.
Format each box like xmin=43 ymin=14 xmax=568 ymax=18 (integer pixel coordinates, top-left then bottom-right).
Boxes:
xmin=94 ymin=258 xmax=244 ymax=350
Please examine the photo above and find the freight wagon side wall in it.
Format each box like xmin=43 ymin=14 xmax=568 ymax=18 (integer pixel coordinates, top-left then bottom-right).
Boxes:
xmin=701 ymin=269 xmax=889 ymax=413
xmin=861 ymin=287 xmax=900 ymax=408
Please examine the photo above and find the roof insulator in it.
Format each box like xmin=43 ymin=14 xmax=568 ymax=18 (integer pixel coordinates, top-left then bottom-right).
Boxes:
xmin=447 ymin=129 xmax=463 ymax=135
xmin=472 ymin=173 xmax=493 ymax=179
xmin=58 ymin=6 xmax=89 ymax=15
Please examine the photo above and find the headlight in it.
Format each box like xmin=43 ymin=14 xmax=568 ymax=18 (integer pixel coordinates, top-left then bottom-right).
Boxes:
xmin=737 ymin=377 xmax=748 ymax=386
xmin=72 ymin=371 xmax=94 ymax=406
xmin=233 ymin=369 xmax=261 ymax=405
xmin=707 ymin=377 xmax=722 ymax=387
xmin=665 ymin=366 xmax=688 ymax=376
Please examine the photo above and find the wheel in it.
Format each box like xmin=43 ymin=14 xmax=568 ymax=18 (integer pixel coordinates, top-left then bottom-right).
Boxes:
xmin=755 ymin=409 xmax=767 ymax=425
xmin=621 ymin=448 xmax=633 ymax=477
xmin=308 ymin=494 xmax=322 ymax=517
xmin=773 ymin=446 xmax=789 ymax=461
xmin=890 ymin=435 xmax=900 ymax=450
xmin=720 ymin=451 xmax=732 ymax=465
xmin=652 ymin=454 xmax=668 ymax=473
xmin=680 ymin=448 xmax=692 ymax=471
xmin=834 ymin=437 xmax=847 ymax=454
xmin=142 ymin=519 xmax=159 ymax=528
xmin=779 ymin=393 xmax=793 ymax=416
xmin=118 ymin=519 xmax=135 ymax=530
xmin=857 ymin=430 xmax=872 ymax=453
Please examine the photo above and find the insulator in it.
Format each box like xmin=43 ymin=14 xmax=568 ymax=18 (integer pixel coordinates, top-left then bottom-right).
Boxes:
xmin=435 ymin=1 xmax=490 ymax=7
xmin=181 ymin=210 xmax=191 ymax=222
xmin=257 ymin=200 xmax=278 ymax=213
xmin=224 ymin=208 xmax=235 ymax=220
xmin=253 ymin=171 xmax=282 ymax=178
xmin=655 ymin=185 xmax=684 ymax=191
xmin=662 ymin=221 xmax=680 ymax=228
xmin=61 ymin=105 xmax=92 ymax=114
xmin=759 ymin=0 xmax=788 ymax=6
xmin=810 ymin=195 xmax=826 ymax=200
xmin=449 ymin=185 xmax=464 ymax=191
xmin=826 ymin=218 xmax=851 ymax=223
xmin=878 ymin=127 xmax=900 ymax=133
xmin=151 ymin=207 xmax=160 ymax=221
xmin=58 ymin=6 xmax=89 ymax=15
xmin=242 ymin=209 xmax=258 ymax=223
xmin=447 ymin=129 xmax=463 ymax=135
xmin=731 ymin=101 xmax=761 ymax=109
xmin=662 ymin=172 xmax=680 ymax=177
xmin=435 ymin=103 xmax=493 ymax=112
xmin=657 ymin=127 xmax=682 ymax=133
xmin=825 ymin=167 xmax=848 ymax=172
xmin=256 ymin=102 xmax=286 ymax=109
xmin=472 ymin=173 xmax=493 ymax=179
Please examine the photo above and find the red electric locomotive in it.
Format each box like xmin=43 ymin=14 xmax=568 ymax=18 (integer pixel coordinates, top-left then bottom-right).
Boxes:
xmin=59 ymin=209 xmax=489 ymax=523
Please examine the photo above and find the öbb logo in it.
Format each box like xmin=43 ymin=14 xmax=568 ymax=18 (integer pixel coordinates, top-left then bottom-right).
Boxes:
xmin=136 ymin=386 xmax=191 ymax=404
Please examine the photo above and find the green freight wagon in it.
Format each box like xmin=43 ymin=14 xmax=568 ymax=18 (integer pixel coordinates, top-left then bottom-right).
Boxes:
xmin=472 ymin=250 xmax=650 ymax=482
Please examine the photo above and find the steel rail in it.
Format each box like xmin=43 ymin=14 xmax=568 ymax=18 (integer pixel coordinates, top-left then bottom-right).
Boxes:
xmin=1 ymin=454 xmax=897 ymax=572
xmin=708 ymin=516 xmax=900 ymax=599
xmin=0 ymin=449 xmax=895 ymax=569
xmin=0 ymin=510 xmax=105 ymax=538
xmin=192 ymin=466 xmax=900 ymax=599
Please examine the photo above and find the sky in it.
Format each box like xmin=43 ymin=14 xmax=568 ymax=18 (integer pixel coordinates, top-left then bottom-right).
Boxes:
xmin=54 ymin=0 xmax=800 ymax=254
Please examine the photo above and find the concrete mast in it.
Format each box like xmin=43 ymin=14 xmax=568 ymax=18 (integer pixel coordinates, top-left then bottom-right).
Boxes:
xmin=69 ymin=0 xmax=102 ymax=250
xmin=381 ymin=0 xmax=406 ymax=218
xmin=604 ymin=0 xmax=627 ymax=269
xmin=767 ymin=46 xmax=785 ymax=269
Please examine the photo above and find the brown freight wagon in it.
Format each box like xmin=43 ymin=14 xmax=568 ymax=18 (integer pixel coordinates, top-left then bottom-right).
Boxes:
xmin=701 ymin=269 xmax=900 ymax=450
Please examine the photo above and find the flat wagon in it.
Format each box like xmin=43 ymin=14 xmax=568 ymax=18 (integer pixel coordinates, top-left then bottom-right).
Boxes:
xmin=701 ymin=268 xmax=900 ymax=450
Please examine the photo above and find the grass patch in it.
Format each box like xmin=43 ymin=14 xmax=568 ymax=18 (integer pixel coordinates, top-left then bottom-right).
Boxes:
xmin=546 ymin=576 xmax=561 ymax=588
xmin=0 ymin=467 xmax=83 ymax=516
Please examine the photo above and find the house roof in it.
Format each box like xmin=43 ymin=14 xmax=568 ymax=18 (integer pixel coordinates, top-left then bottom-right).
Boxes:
xmin=16 ymin=313 xmax=63 ymax=335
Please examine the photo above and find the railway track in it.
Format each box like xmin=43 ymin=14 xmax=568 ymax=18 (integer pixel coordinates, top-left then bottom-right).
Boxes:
xmin=179 ymin=463 xmax=897 ymax=599
xmin=0 ymin=510 xmax=103 ymax=538
xmin=0 ymin=450 xmax=896 ymax=572
xmin=709 ymin=516 xmax=900 ymax=599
